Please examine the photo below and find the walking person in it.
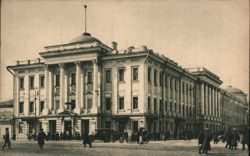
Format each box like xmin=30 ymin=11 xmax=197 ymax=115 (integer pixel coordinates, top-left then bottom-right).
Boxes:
xmin=198 ymin=128 xmax=213 ymax=154
xmin=224 ymin=128 xmax=232 ymax=148
xmin=37 ymin=129 xmax=46 ymax=150
xmin=83 ymin=133 xmax=92 ymax=148
xmin=241 ymin=127 xmax=249 ymax=150
xmin=2 ymin=128 xmax=11 ymax=149
xmin=230 ymin=128 xmax=240 ymax=150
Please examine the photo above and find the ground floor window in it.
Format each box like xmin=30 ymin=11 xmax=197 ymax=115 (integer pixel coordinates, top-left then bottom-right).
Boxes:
xmin=19 ymin=122 xmax=24 ymax=134
xmin=132 ymin=121 xmax=138 ymax=132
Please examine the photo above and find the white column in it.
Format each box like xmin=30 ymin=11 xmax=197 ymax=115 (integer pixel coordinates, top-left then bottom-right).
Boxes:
xmin=167 ymin=76 xmax=171 ymax=114
xmin=15 ymin=75 xmax=19 ymax=116
xmin=42 ymin=65 xmax=49 ymax=115
xmin=205 ymin=84 xmax=208 ymax=117
xmin=74 ymin=61 xmax=81 ymax=114
xmin=163 ymin=72 xmax=166 ymax=114
xmin=48 ymin=69 xmax=53 ymax=111
xmin=176 ymin=80 xmax=179 ymax=115
xmin=24 ymin=72 xmax=29 ymax=116
xmin=218 ymin=91 xmax=221 ymax=119
xmin=200 ymin=83 xmax=205 ymax=116
xmin=58 ymin=63 xmax=65 ymax=113
xmin=64 ymin=71 xmax=68 ymax=105
xmin=214 ymin=88 xmax=217 ymax=119
xmin=80 ymin=65 xmax=85 ymax=110
xmin=180 ymin=80 xmax=183 ymax=117
xmin=183 ymin=82 xmax=186 ymax=118
xmin=211 ymin=87 xmax=214 ymax=118
xmin=91 ymin=59 xmax=98 ymax=113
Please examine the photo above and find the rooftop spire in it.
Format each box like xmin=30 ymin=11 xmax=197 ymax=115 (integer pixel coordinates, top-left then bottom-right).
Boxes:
xmin=84 ymin=5 xmax=87 ymax=33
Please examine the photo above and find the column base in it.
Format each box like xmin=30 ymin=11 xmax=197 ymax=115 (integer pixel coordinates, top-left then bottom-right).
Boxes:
xmin=74 ymin=108 xmax=81 ymax=114
xmin=42 ymin=108 xmax=49 ymax=115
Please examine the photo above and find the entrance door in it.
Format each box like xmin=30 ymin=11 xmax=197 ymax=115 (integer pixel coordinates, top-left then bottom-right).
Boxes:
xmin=81 ymin=120 xmax=89 ymax=136
xmin=64 ymin=120 xmax=72 ymax=135
xmin=49 ymin=120 xmax=56 ymax=134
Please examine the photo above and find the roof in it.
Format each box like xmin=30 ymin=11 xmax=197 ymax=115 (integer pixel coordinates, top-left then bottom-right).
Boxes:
xmin=0 ymin=99 xmax=13 ymax=108
xmin=69 ymin=32 xmax=101 ymax=44
xmin=224 ymin=86 xmax=246 ymax=95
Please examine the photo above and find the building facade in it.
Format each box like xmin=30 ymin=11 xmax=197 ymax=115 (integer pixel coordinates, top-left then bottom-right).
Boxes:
xmin=0 ymin=100 xmax=13 ymax=140
xmin=7 ymin=32 xmax=248 ymax=139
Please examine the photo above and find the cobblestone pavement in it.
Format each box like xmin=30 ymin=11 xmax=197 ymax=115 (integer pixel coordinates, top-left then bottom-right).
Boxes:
xmin=0 ymin=139 xmax=249 ymax=156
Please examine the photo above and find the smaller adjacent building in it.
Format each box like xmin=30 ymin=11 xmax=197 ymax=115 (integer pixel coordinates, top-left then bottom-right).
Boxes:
xmin=0 ymin=99 xmax=14 ymax=140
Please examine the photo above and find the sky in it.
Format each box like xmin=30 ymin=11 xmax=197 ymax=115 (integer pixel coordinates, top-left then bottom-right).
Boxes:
xmin=0 ymin=0 xmax=249 ymax=101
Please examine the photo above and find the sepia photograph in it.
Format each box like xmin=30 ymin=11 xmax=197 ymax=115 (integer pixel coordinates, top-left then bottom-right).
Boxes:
xmin=0 ymin=0 xmax=249 ymax=155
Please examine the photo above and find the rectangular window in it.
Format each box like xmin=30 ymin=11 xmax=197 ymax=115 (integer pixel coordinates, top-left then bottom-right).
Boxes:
xmin=175 ymin=80 xmax=177 ymax=91
xmin=119 ymin=97 xmax=124 ymax=110
xmin=165 ymin=101 xmax=168 ymax=112
xmin=19 ymin=123 xmax=23 ymax=134
xmin=133 ymin=97 xmax=138 ymax=109
xmin=148 ymin=97 xmax=151 ymax=111
xmin=40 ymin=75 xmax=45 ymax=88
xmin=160 ymin=100 xmax=163 ymax=112
xmin=19 ymin=102 xmax=24 ymax=113
xmin=29 ymin=101 xmax=34 ymax=113
xmin=87 ymin=99 xmax=92 ymax=109
xmin=118 ymin=68 xmax=124 ymax=82
xmin=154 ymin=69 xmax=157 ymax=85
xmin=29 ymin=76 xmax=34 ymax=88
xmin=106 ymin=70 xmax=111 ymax=83
xmin=55 ymin=100 xmax=60 ymax=110
xmin=19 ymin=77 xmax=24 ymax=89
xmin=154 ymin=98 xmax=157 ymax=112
xmin=55 ymin=74 xmax=60 ymax=86
xmin=105 ymin=97 xmax=111 ymax=110
xmin=71 ymin=100 xmax=76 ymax=109
xmin=40 ymin=101 xmax=44 ymax=113
xmin=160 ymin=72 xmax=163 ymax=86
xmin=71 ymin=73 xmax=76 ymax=85
xmin=148 ymin=67 xmax=151 ymax=82
xmin=87 ymin=72 xmax=93 ymax=84
xmin=132 ymin=67 xmax=138 ymax=81
xmin=133 ymin=121 xmax=138 ymax=132
xmin=170 ymin=102 xmax=172 ymax=112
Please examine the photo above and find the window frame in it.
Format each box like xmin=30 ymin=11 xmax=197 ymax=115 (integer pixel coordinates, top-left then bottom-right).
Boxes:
xmin=118 ymin=68 xmax=125 ymax=82
xmin=132 ymin=96 xmax=138 ymax=109
xmin=119 ymin=97 xmax=124 ymax=110
xmin=19 ymin=77 xmax=25 ymax=90
xmin=105 ymin=69 xmax=112 ymax=83
xmin=40 ymin=75 xmax=45 ymax=88
xmin=132 ymin=67 xmax=139 ymax=81
xmin=29 ymin=76 xmax=35 ymax=89
xmin=105 ymin=97 xmax=111 ymax=110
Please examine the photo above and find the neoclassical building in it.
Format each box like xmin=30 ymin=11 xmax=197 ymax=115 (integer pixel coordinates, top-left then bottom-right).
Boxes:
xmin=7 ymin=32 xmax=248 ymax=139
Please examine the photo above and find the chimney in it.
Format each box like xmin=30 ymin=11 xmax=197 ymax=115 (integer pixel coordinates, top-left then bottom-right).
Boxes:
xmin=112 ymin=41 xmax=117 ymax=51
xmin=127 ymin=46 xmax=135 ymax=53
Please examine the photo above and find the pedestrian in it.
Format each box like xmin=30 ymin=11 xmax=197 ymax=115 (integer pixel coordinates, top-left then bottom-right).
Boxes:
xmin=37 ymin=129 xmax=46 ymax=150
xmin=123 ymin=130 xmax=129 ymax=143
xmin=2 ymin=128 xmax=11 ymax=149
xmin=83 ymin=133 xmax=92 ymax=148
xmin=241 ymin=127 xmax=248 ymax=150
xmin=229 ymin=128 xmax=240 ymax=150
xmin=198 ymin=128 xmax=213 ymax=154
xmin=224 ymin=128 xmax=232 ymax=148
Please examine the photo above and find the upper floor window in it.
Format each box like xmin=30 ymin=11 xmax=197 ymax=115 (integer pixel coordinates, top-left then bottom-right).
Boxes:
xmin=19 ymin=77 xmax=24 ymax=89
xmin=40 ymin=101 xmax=44 ymax=113
xmin=40 ymin=75 xmax=45 ymax=88
xmin=154 ymin=69 xmax=157 ymax=85
xmin=87 ymin=98 xmax=92 ymax=109
xmin=71 ymin=100 xmax=76 ymax=109
xmin=148 ymin=67 xmax=151 ymax=82
xmin=154 ymin=98 xmax=157 ymax=112
xmin=87 ymin=72 xmax=93 ymax=84
xmin=133 ymin=97 xmax=138 ymax=109
xmin=160 ymin=72 xmax=163 ymax=86
xmin=165 ymin=100 xmax=168 ymax=112
xmin=105 ymin=70 xmax=112 ymax=83
xmin=105 ymin=97 xmax=111 ymax=110
xmin=29 ymin=76 xmax=34 ymax=89
xmin=71 ymin=73 xmax=76 ymax=85
xmin=55 ymin=74 xmax=60 ymax=86
xmin=159 ymin=100 xmax=163 ymax=112
xmin=118 ymin=68 xmax=124 ymax=82
xmin=29 ymin=101 xmax=34 ymax=113
xmin=119 ymin=97 xmax=124 ymax=110
xmin=165 ymin=76 xmax=168 ymax=88
xmin=19 ymin=102 xmax=24 ymax=113
xmin=132 ymin=67 xmax=138 ymax=81
xmin=148 ymin=97 xmax=151 ymax=111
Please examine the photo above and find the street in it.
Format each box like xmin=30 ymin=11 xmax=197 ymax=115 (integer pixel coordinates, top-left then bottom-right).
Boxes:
xmin=0 ymin=139 xmax=248 ymax=156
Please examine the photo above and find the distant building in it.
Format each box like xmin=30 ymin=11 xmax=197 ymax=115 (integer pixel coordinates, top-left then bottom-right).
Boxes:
xmin=0 ymin=99 xmax=13 ymax=140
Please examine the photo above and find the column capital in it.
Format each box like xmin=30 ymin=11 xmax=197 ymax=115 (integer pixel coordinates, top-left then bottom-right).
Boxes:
xmin=44 ymin=64 xmax=49 ymax=70
xmin=59 ymin=63 xmax=65 ymax=68
xmin=92 ymin=59 xmax=98 ymax=65
xmin=74 ymin=61 xmax=82 ymax=66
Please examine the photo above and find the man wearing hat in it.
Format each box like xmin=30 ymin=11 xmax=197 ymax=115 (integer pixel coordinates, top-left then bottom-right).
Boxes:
xmin=198 ymin=128 xmax=213 ymax=154
xmin=2 ymin=128 xmax=11 ymax=149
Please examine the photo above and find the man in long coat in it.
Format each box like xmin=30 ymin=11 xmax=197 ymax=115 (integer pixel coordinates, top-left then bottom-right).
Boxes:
xmin=2 ymin=128 xmax=11 ymax=149
xmin=37 ymin=129 xmax=46 ymax=150
xmin=198 ymin=128 xmax=212 ymax=154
